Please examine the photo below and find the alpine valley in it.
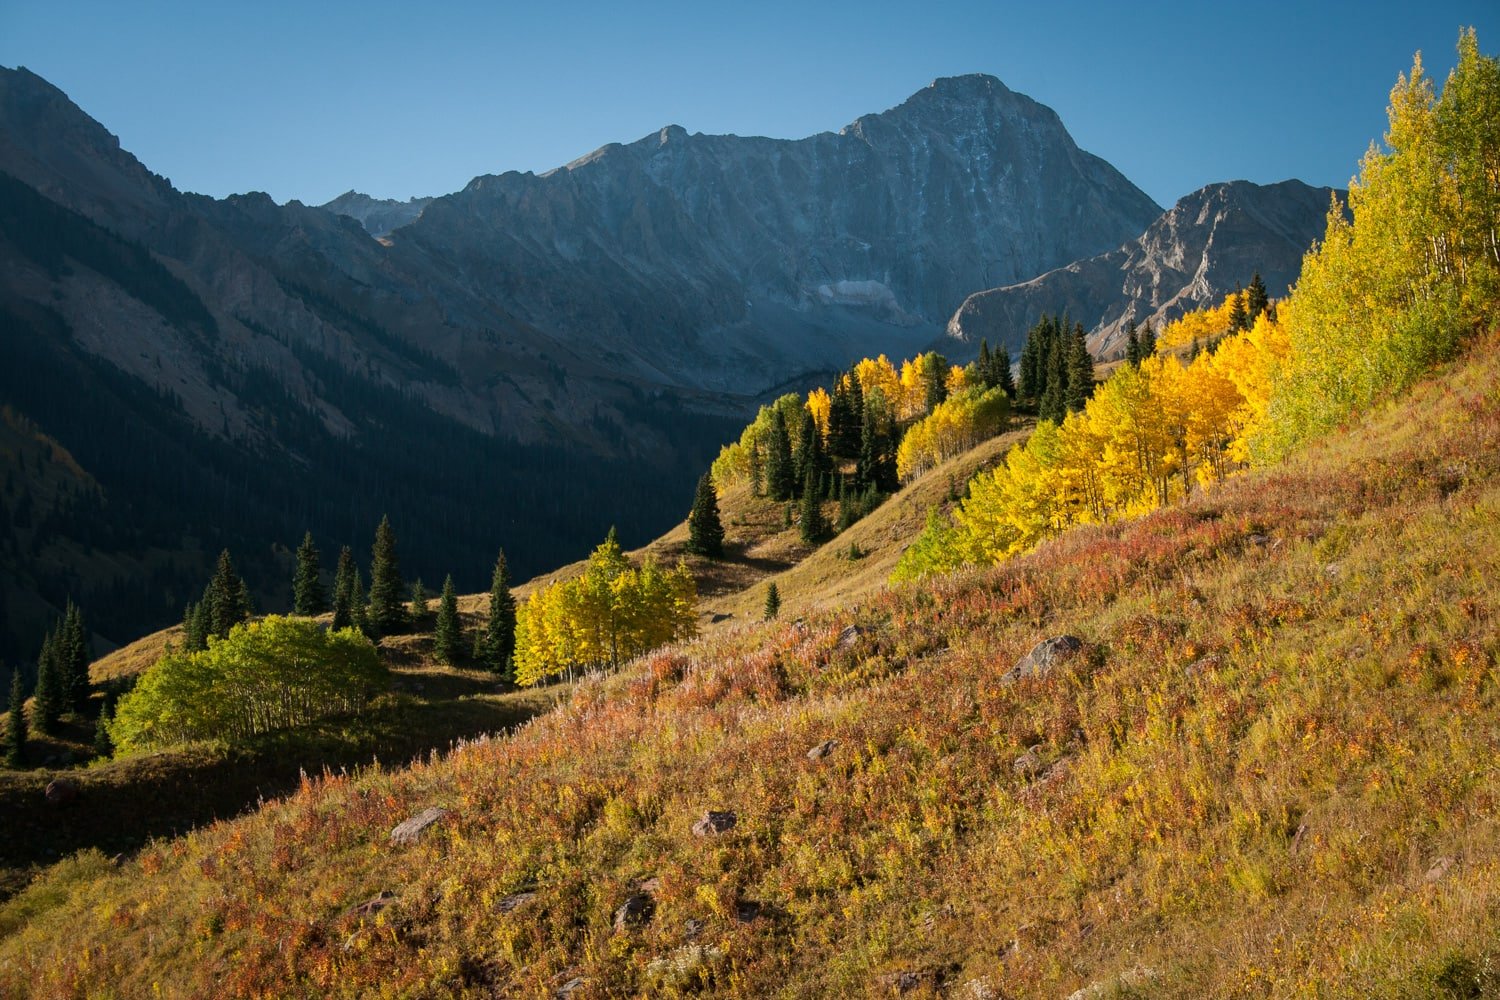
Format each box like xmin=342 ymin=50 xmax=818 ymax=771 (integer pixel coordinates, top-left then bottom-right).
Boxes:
xmin=0 ymin=67 xmax=1329 ymax=658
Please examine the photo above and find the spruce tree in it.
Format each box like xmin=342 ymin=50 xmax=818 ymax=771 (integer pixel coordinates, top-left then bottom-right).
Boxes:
xmin=764 ymin=409 xmax=796 ymax=502
xmin=292 ymin=531 xmax=327 ymax=616
xmin=6 ymin=667 xmax=25 ymax=768
xmin=205 ymin=550 xmax=249 ymax=640
xmin=32 ymin=629 xmax=62 ymax=734
xmin=1139 ymin=322 xmax=1157 ymax=358
xmin=686 ymin=472 xmax=725 ymax=558
xmin=367 ymin=515 xmax=405 ymax=637
xmin=798 ymin=471 xmax=829 ymax=544
xmin=763 ymin=582 xmax=781 ymax=621
xmin=748 ymin=440 xmax=763 ymax=497
xmin=61 ymin=601 xmax=90 ymax=712
xmin=433 ymin=575 xmax=463 ymax=664
xmin=92 ymin=701 xmax=112 ymax=759
xmin=1246 ymin=271 xmax=1269 ymax=324
xmin=185 ymin=601 xmax=210 ymax=652
xmin=1039 ymin=333 xmax=1068 ymax=424
xmin=409 ymin=579 xmax=429 ymax=624
xmin=1064 ymin=323 xmax=1096 ymax=413
xmin=978 ymin=340 xmax=995 ymax=389
xmin=331 ymin=546 xmax=355 ymax=631
xmin=921 ymin=354 xmax=948 ymax=413
xmin=479 ymin=549 xmax=516 ymax=676
xmin=1019 ymin=324 xmax=1042 ymax=401
xmin=350 ymin=568 xmax=371 ymax=638
xmin=1125 ymin=321 xmax=1142 ymax=367
xmin=793 ymin=410 xmax=819 ymax=491
xmin=995 ymin=344 xmax=1016 ymax=399
xmin=1228 ymin=284 xmax=1249 ymax=332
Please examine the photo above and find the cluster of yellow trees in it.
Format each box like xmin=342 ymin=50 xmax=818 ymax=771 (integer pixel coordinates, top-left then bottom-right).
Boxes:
xmin=513 ymin=531 xmax=697 ymax=686
xmin=712 ymin=351 xmax=996 ymax=490
xmin=894 ymin=385 xmax=1010 ymax=482
xmin=895 ymin=29 xmax=1498 ymax=581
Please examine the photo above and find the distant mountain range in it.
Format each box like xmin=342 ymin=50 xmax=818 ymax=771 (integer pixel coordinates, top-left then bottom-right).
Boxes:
xmin=0 ymin=64 xmax=1332 ymax=657
xmin=947 ymin=179 xmax=1341 ymax=358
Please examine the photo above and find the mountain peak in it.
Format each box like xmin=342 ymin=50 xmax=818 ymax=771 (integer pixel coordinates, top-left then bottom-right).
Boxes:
xmin=923 ymin=73 xmax=1010 ymax=98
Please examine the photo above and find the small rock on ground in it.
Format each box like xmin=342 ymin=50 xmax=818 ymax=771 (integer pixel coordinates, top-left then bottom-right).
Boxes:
xmin=389 ymin=806 xmax=448 ymax=846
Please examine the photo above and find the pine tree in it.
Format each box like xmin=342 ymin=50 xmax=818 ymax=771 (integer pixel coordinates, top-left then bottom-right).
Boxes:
xmin=32 ymin=629 xmax=62 ymax=734
xmin=798 ymin=471 xmax=829 ymax=544
xmin=1125 ymin=320 xmax=1142 ymax=367
xmin=204 ymin=550 xmax=249 ymax=641
xmin=478 ymin=549 xmax=516 ymax=677
xmin=350 ymin=568 xmax=371 ymax=638
xmin=409 ymin=579 xmax=429 ymax=624
xmin=184 ymin=601 xmax=209 ymax=652
xmin=748 ymin=440 xmax=763 ymax=497
xmin=292 ymin=531 xmax=327 ymax=616
xmin=764 ymin=409 xmax=796 ymax=501
xmin=1064 ymin=323 xmax=1096 ymax=413
xmin=6 ymin=667 xmax=26 ymax=768
xmin=686 ymin=472 xmax=725 ymax=558
xmin=793 ymin=410 xmax=819 ymax=492
xmin=433 ymin=575 xmax=463 ymax=664
xmin=1139 ymin=322 xmax=1157 ymax=358
xmin=1039 ymin=332 xmax=1068 ymax=423
xmin=921 ymin=354 xmax=948 ymax=413
xmin=331 ymin=546 xmax=355 ymax=631
xmin=1246 ymin=271 xmax=1269 ymax=324
xmin=763 ymin=582 xmax=781 ymax=621
xmin=59 ymin=601 xmax=90 ymax=713
xmin=1019 ymin=324 xmax=1042 ymax=401
xmin=978 ymin=340 xmax=995 ymax=389
xmin=93 ymin=701 xmax=112 ymax=759
xmin=1228 ymin=283 xmax=1248 ymax=332
xmin=995 ymin=343 xmax=1016 ymax=399
xmin=367 ymin=515 xmax=405 ymax=637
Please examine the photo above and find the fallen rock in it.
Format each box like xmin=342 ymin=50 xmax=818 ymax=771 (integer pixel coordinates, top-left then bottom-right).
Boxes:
xmin=389 ymin=806 xmax=447 ymax=846
xmin=883 ymin=969 xmax=933 ymax=994
xmin=1425 ymin=855 xmax=1458 ymax=883
xmin=837 ymin=624 xmax=864 ymax=650
xmin=613 ymin=892 xmax=654 ymax=932
xmin=495 ymin=891 xmax=536 ymax=914
xmin=1066 ymin=966 xmax=1158 ymax=1000
xmin=343 ymin=891 xmax=397 ymax=920
xmin=1002 ymin=636 xmax=1083 ymax=685
xmin=807 ymin=739 xmax=839 ymax=761
xmin=556 ymin=976 xmax=587 ymax=998
xmin=692 ymin=810 xmax=737 ymax=836
xmin=1012 ymin=747 xmax=1044 ymax=777
xmin=44 ymin=778 xmax=79 ymax=806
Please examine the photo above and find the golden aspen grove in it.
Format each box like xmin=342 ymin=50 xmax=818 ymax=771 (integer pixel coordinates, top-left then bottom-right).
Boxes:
xmin=897 ymin=30 xmax=1499 ymax=582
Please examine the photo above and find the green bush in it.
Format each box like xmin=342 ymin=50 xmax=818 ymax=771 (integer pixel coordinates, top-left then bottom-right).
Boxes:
xmin=110 ymin=616 xmax=386 ymax=754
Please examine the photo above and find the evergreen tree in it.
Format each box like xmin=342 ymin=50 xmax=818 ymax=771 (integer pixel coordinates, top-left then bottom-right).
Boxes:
xmin=1245 ymin=271 xmax=1269 ymax=324
xmin=1064 ymin=323 xmax=1096 ymax=413
xmin=93 ymin=701 xmax=112 ymax=759
xmin=367 ymin=515 xmax=405 ymax=637
xmin=433 ymin=575 xmax=463 ymax=664
xmin=1125 ymin=320 xmax=1142 ymax=367
xmin=793 ymin=410 xmax=819 ymax=491
xmin=921 ymin=354 xmax=949 ymax=413
xmin=1139 ymin=322 xmax=1157 ymax=358
xmin=763 ymin=582 xmax=781 ymax=621
xmin=748 ymin=440 xmax=764 ymax=497
xmin=1039 ymin=331 xmax=1068 ymax=423
xmin=1228 ymin=283 xmax=1249 ymax=332
xmin=183 ymin=600 xmax=209 ymax=652
xmin=798 ymin=471 xmax=829 ymax=544
xmin=978 ymin=340 xmax=995 ymax=389
xmin=331 ymin=546 xmax=356 ymax=631
xmin=1019 ymin=324 xmax=1042 ymax=401
xmin=32 ymin=629 xmax=62 ymax=734
xmin=60 ymin=601 xmax=90 ymax=712
xmin=478 ymin=549 xmax=516 ymax=677
xmin=292 ymin=531 xmax=327 ymax=615
xmin=204 ymin=550 xmax=249 ymax=641
xmin=764 ymin=408 xmax=796 ymax=501
xmin=827 ymin=380 xmax=853 ymax=463
xmin=409 ymin=579 xmax=429 ymax=623
xmin=350 ymin=568 xmax=371 ymax=638
xmin=995 ymin=343 xmax=1016 ymax=399
xmin=686 ymin=472 xmax=725 ymax=558
xmin=6 ymin=667 xmax=25 ymax=767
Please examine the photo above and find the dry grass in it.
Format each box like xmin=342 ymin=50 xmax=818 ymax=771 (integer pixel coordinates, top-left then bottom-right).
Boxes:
xmin=4 ymin=342 xmax=1498 ymax=998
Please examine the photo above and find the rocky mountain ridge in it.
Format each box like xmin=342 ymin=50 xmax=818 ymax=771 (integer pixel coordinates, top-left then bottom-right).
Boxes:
xmin=946 ymin=179 xmax=1340 ymax=357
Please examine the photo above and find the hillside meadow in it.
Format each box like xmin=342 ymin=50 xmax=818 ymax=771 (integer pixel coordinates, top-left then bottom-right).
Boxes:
xmin=1 ymin=327 xmax=1495 ymax=997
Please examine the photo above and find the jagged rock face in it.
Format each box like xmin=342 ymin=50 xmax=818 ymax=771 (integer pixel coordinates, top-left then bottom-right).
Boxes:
xmin=320 ymin=191 xmax=432 ymax=239
xmin=386 ymin=74 xmax=1162 ymax=390
xmin=946 ymin=180 xmax=1340 ymax=359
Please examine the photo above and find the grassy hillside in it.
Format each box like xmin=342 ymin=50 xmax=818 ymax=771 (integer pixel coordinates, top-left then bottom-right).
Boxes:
xmin=2 ymin=329 xmax=1495 ymax=996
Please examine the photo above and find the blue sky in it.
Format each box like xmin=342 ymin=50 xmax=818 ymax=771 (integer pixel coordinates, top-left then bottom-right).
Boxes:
xmin=2 ymin=1 xmax=1494 ymax=208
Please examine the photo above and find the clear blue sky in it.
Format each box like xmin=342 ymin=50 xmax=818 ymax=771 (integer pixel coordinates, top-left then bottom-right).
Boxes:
xmin=2 ymin=1 xmax=1494 ymax=209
